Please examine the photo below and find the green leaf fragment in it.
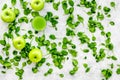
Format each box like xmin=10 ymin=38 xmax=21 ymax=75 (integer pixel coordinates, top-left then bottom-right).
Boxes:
xmin=72 ymin=59 xmax=78 ymax=66
xmin=68 ymin=0 xmax=74 ymax=6
xmin=85 ymin=67 xmax=90 ymax=73
xmin=53 ymin=2 xmax=60 ymax=10
xmin=77 ymin=15 xmax=84 ymax=23
xmin=111 ymin=56 xmax=117 ymax=60
xmin=2 ymin=4 xmax=7 ymax=10
xmin=31 ymin=11 xmax=40 ymax=17
xmin=116 ymin=68 xmax=120 ymax=74
xmin=110 ymin=2 xmax=115 ymax=7
xmin=11 ymin=0 xmax=16 ymax=6
xmin=109 ymin=21 xmax=115 ymax=26
xmin=24 ymin=8 xmax=31 ymax=15
xmin=32 ymin=67 xmax=38 ymax=73
xmin=101 ymin=69 xmax=112 ymax=80
xmin=59 ymin=74 xmax=64 ymax=78
xmin=83 ymin=63 xmax=88 ymax=68
xmin=18 ymin=16 xmax=28 ymax=23
xmin=68 ymin=49 xmax=77 ymax=57
xmin=44 ymin=68 xmax=53 ymax=76
xmin=66 ymin=28 xmax=75 ymax=36
xmin=103 ymin=6 xmax=111 ymax=14
xmin=0 ymin=40 xmax=6 ymax=46
xmin=15 ymin=68 xmax=24 ymax=79
xmin=49 ymin=34 xmax=56 ymax=40
xmin=62 ymin=0 xmax=68 ymax=10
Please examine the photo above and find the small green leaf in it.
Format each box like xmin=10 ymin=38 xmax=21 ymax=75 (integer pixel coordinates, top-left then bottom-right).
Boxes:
xmin=101 ymin=69 xmax=112 ymax=79
xmin=0 ymin=40 xmax=6 ymax=46
xmin=83 ymin=63 xmax=88 ymax=68
xmin=24 ymin=8 xmax=31 ymax=15
xmin=111 ymin=56 xmax=117 ymax=60
xmin=62 ymin=0 xmax=68 ymax=10
xmin=59 ymin=74 xmax=64 ymax=78
xmin=31 ymin=11 xmax=40 ymax=17
xmin=72 ymin=59 xmax=78 ymax=66
xmin=77 ymin=15 xmax=84 ymax=23
xmin=18 ymin=16 xmax=28 ymax=23
xmin=110 ymin=2 xmax=115 ymax=7
xmin=109 ymin=21 xmax=115 ymax=26
xmin=68 ymin=0 xmax=74 ymax=6
xmin=11 ymin=0 xmax=16 ymax=6
xmin=85 ymin=67 xmax=90 ymax=73
xmin=49 ymin=34 xmax=56 ymax=40
xmin=2 ymin=4 xmax=7 ymax=10
xmin=103 ymin=6 xmax=111 ymax=14
xmin=68 ymin=49 xmax=77 ymax=57
xmin=66 ymin=28 xmax=75 ymax=36
xmin=116 ymin=68 xmax=120 ymax=74
xmin=53 ymin=2 xmax=60 ymax=11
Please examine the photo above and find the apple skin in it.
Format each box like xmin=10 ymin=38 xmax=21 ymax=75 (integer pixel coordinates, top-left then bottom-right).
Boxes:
xmin=29 ymin=48 xmax=42 ymax=63
xmin=30 ymin=0 xmax=44 ymax=11
xmin=32 ymin=16 xmax=46 ymax=31
xmin=1 ymin=8 xmax=16 ymax=23
xmin=13 ymin=36 xmax=26 ymax=50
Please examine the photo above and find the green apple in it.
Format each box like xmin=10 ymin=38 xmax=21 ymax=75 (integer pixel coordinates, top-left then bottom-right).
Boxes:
xmin=31 ymin=16 xmax=46 ymax=31
xmin=30 ymin=0 xmax=44 ymax=11
xmin=13 ymin=36 xmax=26 ymax=50
xmin=1 ymin=8 xmax=16 ymax=23
xmin=29 ymin=48 xmax=42 ymax=62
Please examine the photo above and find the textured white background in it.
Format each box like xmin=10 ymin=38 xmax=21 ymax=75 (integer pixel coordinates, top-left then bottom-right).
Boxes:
xmin=0 ymin=0 xmax=120 ymax=80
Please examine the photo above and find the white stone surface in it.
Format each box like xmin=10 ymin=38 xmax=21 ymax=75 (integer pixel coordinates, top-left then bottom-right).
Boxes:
xmin=0 ymin=0 xmax=120 ymax=80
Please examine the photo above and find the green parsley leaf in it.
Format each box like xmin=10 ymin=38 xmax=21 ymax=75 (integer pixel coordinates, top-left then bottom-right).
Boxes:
xmin=85 ymin=67 xmax=90 ymax=73
xmin=59 ymin=74 xmax=64 ymax=78
xmin=83 ymin=63 xmax=88 ymax=68
xmin=49 ymin=34 xmax=56 ymax=40
xmin=0 ymin=40 xmax=6 ymax=46
xmin=32 ymin=67 xmax=38 ymax=73
xmin=66 ymin=28 xmax=75 ymax=36
xmin=101 ymin=69 xmax=112 ymax=79
xmin=83 ymin=49 xmax=89 ymax=53
xmin=31 ymin=11 xmax=39 ymax=17
xmin=11 ymin=0 xmax=16 ymax=6
xmin=72 ymin=59 xmax=78 ymax=66
xmin=109 ymin=21 xmax=115 ymax=26
xmin=68 ymin=49 xmax=77 ymax=57
xmin=77 ymin=15 xmax=84 ymax=23
xmin=18 ymin=16 xmax=28 ymax=23
xmin=24 ymin=8 xmax=31 ymax=15
xmin=15 ymin=68 xmax=24 ymax=79
xmin=97 ymin=12 xmax=104 ymax=20
xmin=68 ymin=0 xmax=74 ymax=6
xmin=62 ymin=0 xmax=68 ymax=10
xmin=110 ymin=2 xmax=115 ymax=7
xmin=116 ymin=68 xmax=120 ymax=74
xmin=103 ymin=6 xmax=111 ymax=14
xmin=53 ymin=2 xmax=60 ymax=11
xmin=111 ymin=56 xmax=117 ymax=60
xmin=2 ymin=4 xmax=7 ymax=10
